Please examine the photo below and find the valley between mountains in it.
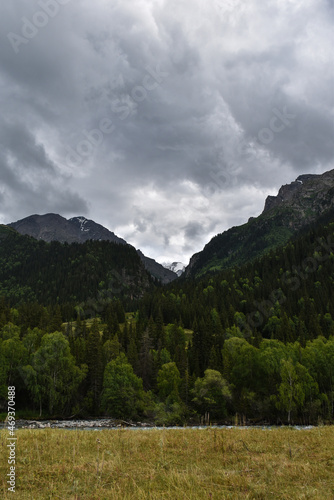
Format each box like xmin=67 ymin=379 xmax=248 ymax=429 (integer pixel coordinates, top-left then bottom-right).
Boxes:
xmin=0 ymin=168 xmax=334 ymax=425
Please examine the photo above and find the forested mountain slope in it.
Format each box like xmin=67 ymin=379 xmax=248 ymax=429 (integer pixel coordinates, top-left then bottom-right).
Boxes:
xmin=185 ymin=169 xmax=334 ymax=278
xmin=0 ymin=225 xmax=153 ymax=308
xmin=8 ymin=214 xmax=177 ymax=284
xmin=141 ymin=210 xmax=334 ymax=345
xmin=1 ymin=171 xmax=334 ymax=425
xmin=0 ymin=212 xmax=333 ymax=424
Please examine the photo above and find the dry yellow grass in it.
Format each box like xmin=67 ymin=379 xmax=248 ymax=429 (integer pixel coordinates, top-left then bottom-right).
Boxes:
xmin=1 ymin=426 xmax=333 ymax=499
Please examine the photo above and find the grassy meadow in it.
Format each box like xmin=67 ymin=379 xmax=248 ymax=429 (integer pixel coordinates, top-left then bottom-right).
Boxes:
xmin=1 ymin=426 xmax=333 ymax=499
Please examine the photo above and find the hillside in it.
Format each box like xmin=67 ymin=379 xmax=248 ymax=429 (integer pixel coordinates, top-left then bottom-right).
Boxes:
xmin=0 ymin=226 xmax=152 ymax=308
xmin=8 ymin=214 xmax=177 ymax=284
xmin=140 ymin=209 xmax=334 ymax=344
xmin=1 ymin=211 xmax=334 ymax=425
xmin=1 ymin=170 xmax=334 ymax=425
xmin=185 ymin=168 xmax=334 ymax=278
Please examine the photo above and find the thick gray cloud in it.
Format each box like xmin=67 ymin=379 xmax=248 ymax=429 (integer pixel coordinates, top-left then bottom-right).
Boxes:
xmin=0 ymin=0 xmax=333 ymax=263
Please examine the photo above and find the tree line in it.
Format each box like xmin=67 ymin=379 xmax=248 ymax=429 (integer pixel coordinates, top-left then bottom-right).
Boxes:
xmin=0 ymin=219 xmax=333 ymax=424
xmin=0 ymin=299 xmax=333 ymax=425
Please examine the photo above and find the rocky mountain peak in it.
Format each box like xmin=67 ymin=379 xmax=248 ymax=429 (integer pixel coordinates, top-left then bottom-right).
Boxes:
xmin=8 ymin=214 xmax=178 ymax=283
xmin=9 ymin=213 xmax=127 ymax=245
xmin=262 ymin=169 xmax=334 ymax=222
xmin=184 ymin=167 xmax=334 ymax=278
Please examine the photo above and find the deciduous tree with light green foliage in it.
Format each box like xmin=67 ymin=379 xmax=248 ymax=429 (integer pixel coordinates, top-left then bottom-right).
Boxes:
xmin=22 ymin=332 xmax=87 ymax=416
xmin=157 ymin=362 xmax=181 ymax=403
xmin=273 ymin=358 xmax=318 ymax=424
xmin=192 ymin=369 xmax=231 ymax=418
xmin=0 ymin=323 xmax=27 ymax=397
xmin=302 ymin=336 xmax=334 ymax=419
xmin=102 ymin=353 xmax=149 ymax=419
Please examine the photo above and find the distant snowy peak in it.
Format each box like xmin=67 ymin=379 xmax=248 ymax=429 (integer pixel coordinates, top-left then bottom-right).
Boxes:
xmin=162 ymin=262 xmax=186 ymax=277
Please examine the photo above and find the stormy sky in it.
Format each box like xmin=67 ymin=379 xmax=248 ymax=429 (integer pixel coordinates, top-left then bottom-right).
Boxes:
xmin=1 ymin=0 xmax=333 ymax=264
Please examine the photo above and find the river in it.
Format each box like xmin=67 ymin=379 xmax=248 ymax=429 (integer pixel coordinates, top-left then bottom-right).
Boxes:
xmin=0 ymin=419 xmax=315 ymax=431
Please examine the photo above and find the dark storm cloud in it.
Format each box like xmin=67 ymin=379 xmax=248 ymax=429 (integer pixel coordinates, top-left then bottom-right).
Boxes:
xmin=183 ymin=221 xmax=205 ymax=241
xmin=0 ymin=0 xmax=333 ymax=262
xmin=0 ymin=113 xmax=88 ymax=220
xmin=0 ymin=121 xmax=55 ymax=173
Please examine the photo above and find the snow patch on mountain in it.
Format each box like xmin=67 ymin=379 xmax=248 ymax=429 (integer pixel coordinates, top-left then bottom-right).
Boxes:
xmin=71 ymin=216 xmax=90 ymax=232
xmin=161 ymin=262 xmax=186 ymax=277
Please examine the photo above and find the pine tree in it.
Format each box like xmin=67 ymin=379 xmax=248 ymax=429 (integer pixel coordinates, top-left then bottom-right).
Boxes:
xmin=48 ymin=305 xmax=62 ymax=333
xmin=85 ymin=319 xmax=103 ymax=412
xmin=138 ymin=327 xmax=154 ymax=389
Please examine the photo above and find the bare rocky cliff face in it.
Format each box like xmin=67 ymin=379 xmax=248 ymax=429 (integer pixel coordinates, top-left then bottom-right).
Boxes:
xmin=262 ymin=170 xmax=334 ymax=228
xmin=8 ymin=214 xmax=177 ymax=284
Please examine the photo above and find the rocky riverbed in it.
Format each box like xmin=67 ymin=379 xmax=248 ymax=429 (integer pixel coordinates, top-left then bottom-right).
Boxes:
xmin=0 ymin=419 xmax=154 ymax=430
xmin=0 ymin=419 xmax=315 ymax=431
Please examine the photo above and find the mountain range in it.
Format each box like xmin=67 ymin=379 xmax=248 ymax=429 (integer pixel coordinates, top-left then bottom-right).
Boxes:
xmin=1 ymin=168 xmax=334 ymax=427
xmin=8 ymin=214 xmax=177 ymax=284
xmin=184 ymin=168 xmax=334 ymax=278
xmin=4 ymin=167 xmax=334 ymax=292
